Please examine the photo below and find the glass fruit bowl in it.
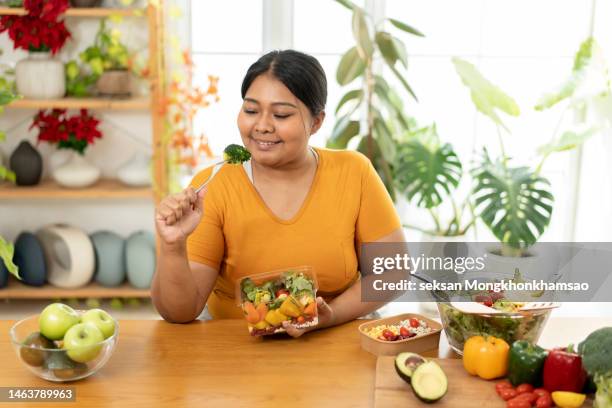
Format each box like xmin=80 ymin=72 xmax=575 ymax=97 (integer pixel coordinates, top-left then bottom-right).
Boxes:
xmin=437 ymin=302 xmax=551 ymax=355
xmin=9 ymin=314 xmax=118 ymax=382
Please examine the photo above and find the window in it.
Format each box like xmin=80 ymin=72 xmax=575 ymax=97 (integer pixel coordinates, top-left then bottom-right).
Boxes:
xmin=189 ymin=0 xmax=609 ymax=241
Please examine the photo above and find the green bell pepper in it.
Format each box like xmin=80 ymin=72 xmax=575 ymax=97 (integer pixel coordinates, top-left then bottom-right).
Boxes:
xmin=508 ymin=340 xmax=548 ymax=386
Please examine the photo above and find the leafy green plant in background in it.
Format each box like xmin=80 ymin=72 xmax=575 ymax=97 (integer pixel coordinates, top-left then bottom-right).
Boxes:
xmin=329 ymin=0 xmax=424 ymax=200
xmin=394 ymin=122 xmax=474 ymax=237
xmin=66 ymin=18 xmax=130 ymax=96
xmin=535 ymin=37 xmax=611 ymax=172
xmin=0 ymin=235 xmax=20 ymax=280
xmin=453 ymin=57 xmax=554 ymax=256
xmin=0 ymin=75 xmax=19 ymax=182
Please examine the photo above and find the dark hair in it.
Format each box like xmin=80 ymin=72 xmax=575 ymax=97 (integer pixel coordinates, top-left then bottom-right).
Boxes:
xmin=241 ymin=50 xmax=327 ymax=116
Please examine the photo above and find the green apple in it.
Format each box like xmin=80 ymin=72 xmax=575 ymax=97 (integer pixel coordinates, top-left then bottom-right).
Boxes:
xmin=62 ymin=323 xmax=104 ymax=363
xmin=81 ymin=309 xmax=116 ymax=339
xmin=38 ymin=303 xmax=81 ymax=341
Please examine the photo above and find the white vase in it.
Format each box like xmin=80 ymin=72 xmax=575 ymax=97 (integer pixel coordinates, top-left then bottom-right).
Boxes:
xmin=36 ymin=224 xmax=95 ymax=289
xmin=16 ymin=52 xmax=65 ymax=99
xmin=117 ymin=152 xmax=151 ymax=187
xmin=52 ymin=152 xmax=101 ymax=188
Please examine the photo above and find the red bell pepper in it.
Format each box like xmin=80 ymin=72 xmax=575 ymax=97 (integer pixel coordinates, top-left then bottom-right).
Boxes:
xmin=542 ymin=347 xmax=587 ymax=393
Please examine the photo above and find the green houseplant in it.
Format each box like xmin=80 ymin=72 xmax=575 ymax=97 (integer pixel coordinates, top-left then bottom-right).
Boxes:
xmin=453 ymin=57 xmax=555 ymax=256
xmin=0 ymin=83 xmax=19 ymax=182
xmin=328 ymin=0 xmax=424 ymax=200
xmin=453 ymin=36 xmax=610 ymax=256
xmin=66 ymin=18 xmax=131 ymax=97
xmin=394 ymin=121 xmax=475 ymax=238
xmin=535 ymin=37 xmax=611 ymax=171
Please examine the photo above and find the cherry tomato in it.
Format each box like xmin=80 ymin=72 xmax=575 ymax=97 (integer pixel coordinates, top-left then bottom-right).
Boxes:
xmin=275 ymin=289 xmax=290 ymax=298
xmin=516 ymin=384 xmax=534 ymax=394
xmin=382 ymin=329 xmax=396 ymax=341
xmin=495 ymin=380 xmax=513 ymax=394
xmin=409 ymin=318 xmax=420 ymax=328
xmin=499 ymin=389 xmax=518 ymax=401
xmin=515 ymin=392 xmax=537 ymax=404
xmin=533 ymin=388 xmax=549 ymax=399
xmin=535 ymin=395 xmax=552 ymax=408
xmin=506 ymin=398 xmax=531 ymax=408
xmin=399 ymin=327 xmax=410 ymax=337
xmin=474 ymin=294 xmax=492 ymax=304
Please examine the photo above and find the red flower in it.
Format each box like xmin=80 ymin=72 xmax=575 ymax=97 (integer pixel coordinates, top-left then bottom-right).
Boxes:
xmin=0 ymin=0 xmax=70 ymax=54
xmin=32 ymin=109 xmax=103 ymax=154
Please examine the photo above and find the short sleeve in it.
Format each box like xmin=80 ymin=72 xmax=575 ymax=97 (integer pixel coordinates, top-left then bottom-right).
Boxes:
xmin=356 ymin=158 xmax=401 ymax=243
xmin=186 ymin=170 xmax=225 ymax=269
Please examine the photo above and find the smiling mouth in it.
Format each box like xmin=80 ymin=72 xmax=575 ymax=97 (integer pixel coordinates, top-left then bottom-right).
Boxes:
xmin=250 ymin=136 xmax=282 ymax=146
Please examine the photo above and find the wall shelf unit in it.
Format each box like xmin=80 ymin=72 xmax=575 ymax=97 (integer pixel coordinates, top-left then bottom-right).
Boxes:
xmin=0 ymin=3 xmax=168 ymax=300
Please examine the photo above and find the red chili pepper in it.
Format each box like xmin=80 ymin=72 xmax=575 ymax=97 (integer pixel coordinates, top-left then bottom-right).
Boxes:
xmin=542 ymin=348 xmax=587 ymax=393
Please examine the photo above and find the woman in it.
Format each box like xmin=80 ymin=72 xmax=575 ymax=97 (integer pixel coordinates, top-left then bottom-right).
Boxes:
xmin=152 ymin=50 xmax=404 ymax=337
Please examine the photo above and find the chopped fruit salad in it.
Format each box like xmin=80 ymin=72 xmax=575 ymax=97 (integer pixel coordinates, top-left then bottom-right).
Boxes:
xmin=239 ymin=270 xmax=318 ymax=336
xmin=364 ymin=318 xmax=433 ymax=342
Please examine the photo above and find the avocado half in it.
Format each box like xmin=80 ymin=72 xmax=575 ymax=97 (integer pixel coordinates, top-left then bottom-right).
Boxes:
xmin=410 ymin=361 xmax=448 ymax=403
xmin=394 ymin=352 xmax=427 ymax=383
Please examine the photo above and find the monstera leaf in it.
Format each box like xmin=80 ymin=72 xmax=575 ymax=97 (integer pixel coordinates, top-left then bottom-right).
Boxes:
xmin=472 ymin=152 xmax=554 ymax=248
xmin=453 ymin=57 xmax=520 ymax=130
xmin=395 ymin=125 xmax=462 ymax=208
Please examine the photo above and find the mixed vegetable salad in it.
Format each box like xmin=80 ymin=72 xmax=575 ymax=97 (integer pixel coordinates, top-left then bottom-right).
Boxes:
xmin=364 ymin=318 xmax=434 ymax=342
xmin=240 ymin=270 xmax=318 ymax=336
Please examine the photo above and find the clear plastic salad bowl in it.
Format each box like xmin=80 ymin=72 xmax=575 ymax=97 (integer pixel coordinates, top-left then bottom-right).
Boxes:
xmin=9 ymin=314 xmax=118 ymax=382
xmin=237 ymin=266 xmax=319 ymax=336
xmin=437 ymin=302 xmax=551 ymax=355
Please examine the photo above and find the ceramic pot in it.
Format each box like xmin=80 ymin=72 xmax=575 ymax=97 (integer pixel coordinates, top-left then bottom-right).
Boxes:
xmin=96 ymin=70 xmax=130 ymax=97
xmin=15 ymin=52 xmax=65 ymax=99
xmin=70 ymin=0 xmax=102 ymax=6
xmin=13 ymin=232 xmax=47 ymax=286
xmin=9 ymin=141 xmax=43 ymax=186
xmin=52 ymin=152 xmax=100 ymax=188
xmin=0 ymin=259 xmax=8 ymax=288
xmin=91 ymin=231 xmax=125 ymax=287
xmin=36 ymin=224 xmax=95 ymax=288
xmin=117 ymin=151 xmax=151 ymax=187
xmin=125 ymin=231 xmax=155 ymax=289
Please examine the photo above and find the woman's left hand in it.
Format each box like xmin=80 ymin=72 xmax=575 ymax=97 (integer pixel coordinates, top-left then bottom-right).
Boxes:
xmin=282 ymin=297 xmax=335 ymax=338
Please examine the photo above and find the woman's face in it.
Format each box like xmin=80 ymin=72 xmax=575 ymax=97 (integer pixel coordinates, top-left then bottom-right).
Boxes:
xmin=237 ymin=73 xmax=324 ymax=168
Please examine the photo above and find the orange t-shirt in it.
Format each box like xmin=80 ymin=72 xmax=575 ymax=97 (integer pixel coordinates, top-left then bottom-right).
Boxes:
xmin=186 ymin=147 xmax=401 ymax=318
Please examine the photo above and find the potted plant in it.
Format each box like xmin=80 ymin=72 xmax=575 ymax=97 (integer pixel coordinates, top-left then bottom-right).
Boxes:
xmin=31 ymin=108 xmax=103 ymax=188
xmin=88 ymin=18 xmax=130 ymax=97
xmin=394 ymin=121 xmax=474 ymax=240
xmin=0 ymin=0 xmax=70 ymax=99
xmin=0 ymin=85 xmax=19 ymax=183
xmin=453 ymin=57 xmax=555 ymax=260
xmin=328 ymin=0 xmax=424 ymax=200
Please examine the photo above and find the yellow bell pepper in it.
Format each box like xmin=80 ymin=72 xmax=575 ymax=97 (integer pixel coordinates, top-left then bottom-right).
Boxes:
xmin=264 ymin=309 xmax=289 ymax=327
xmin=463 ymin=335 xmax=510 ymax=380
xmin=551 ymin=391 xmax=586 ymax=408
xmin=279 ymin=296 xmax=302 ymax=318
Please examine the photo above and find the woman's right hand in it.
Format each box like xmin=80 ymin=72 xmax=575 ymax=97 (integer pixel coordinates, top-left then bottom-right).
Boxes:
xmin=155 ymin=187 xmax=207 ymax=245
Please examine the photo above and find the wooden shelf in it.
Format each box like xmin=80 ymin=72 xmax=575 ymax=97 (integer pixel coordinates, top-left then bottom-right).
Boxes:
xmin=0 ymin=7 xmax=146 ymax=17
xmin=0 ymin=280 xmax=150 ymax=299
xmin=0 ymin=179 xmax=152 ymax=199
xmin=8 ymin=97 xmax=151 ymax=110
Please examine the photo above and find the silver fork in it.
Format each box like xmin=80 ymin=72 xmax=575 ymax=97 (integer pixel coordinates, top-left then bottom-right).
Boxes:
xmin=194 ymin=161 xmax=225 ymax=193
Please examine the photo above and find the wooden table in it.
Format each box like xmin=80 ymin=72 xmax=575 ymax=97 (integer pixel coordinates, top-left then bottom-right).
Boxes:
xmin=0 ymin=317 xmax=609 ymax=407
